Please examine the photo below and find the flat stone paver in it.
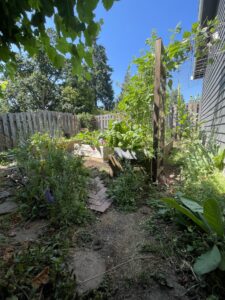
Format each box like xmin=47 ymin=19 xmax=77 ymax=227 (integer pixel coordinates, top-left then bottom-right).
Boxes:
xmin=70 ymin=249 xmax=106 ymax=294
xmin=0 ymin=199 xmax=18 ymax=215
xmin=88 ymin=177 xmax=112 ymax=213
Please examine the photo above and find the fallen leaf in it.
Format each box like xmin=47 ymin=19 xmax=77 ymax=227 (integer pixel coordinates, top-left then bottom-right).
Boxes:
xmin=32 ymin=266 xmax=49 ymax=288
xmin=3 ymin=247 xmax=14 ymax=262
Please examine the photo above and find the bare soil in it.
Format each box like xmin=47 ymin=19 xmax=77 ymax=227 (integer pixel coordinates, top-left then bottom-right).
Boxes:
xmin=72 ymin=205 xmax=190 ymax=300
xmin=0 ymin=159 xmax=204 ymax=299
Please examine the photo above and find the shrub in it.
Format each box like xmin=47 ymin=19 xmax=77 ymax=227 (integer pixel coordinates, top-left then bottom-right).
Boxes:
xmin=78 ymin=113 xmax=97 ymax=131
xmin=108 ymin=164 xmax=148 ymax=211
xmin=15 ymin=133 xmax=89 ymax=225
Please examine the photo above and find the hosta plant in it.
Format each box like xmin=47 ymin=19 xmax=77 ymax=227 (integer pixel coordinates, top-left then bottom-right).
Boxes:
xmin=161 ymin=195 xmax=225 ymax=276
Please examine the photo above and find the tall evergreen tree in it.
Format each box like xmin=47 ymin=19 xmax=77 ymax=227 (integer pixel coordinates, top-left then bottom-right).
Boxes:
xmin=92 ymin=42 xmax=114 ymax=110
xmin=117 ymin=68 xmax=131 ymax=103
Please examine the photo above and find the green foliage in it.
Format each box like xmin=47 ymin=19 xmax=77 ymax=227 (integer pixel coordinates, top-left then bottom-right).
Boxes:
xmin=0 ymin=0 xmax=117 ymax=75
xmin=117 ymin=68 xmax=131 ymax=104
xmin=92 ymin=42 xmax=114 ymax=110
xmin=118 ymin=34 xmax=155 ymax=131
xmin=184 ymin=171 xmax=225 ymax=203
xmin=108 ymin=164 xmax=148 ymax=211
xmin=104 ymin=120 xmax=153 ymax=156
xmin=0 ymin=229 xmax=77 ymax=299
xmin=161 ymin=194 xmax=225 ymax=275
xmin=15 ymin=133 xmax=89 ymax=225
xmin=4 ymin=50 xmax=62 ymax=112
xmin=78 ymin=113 xmax=98 ymax=131
xmin=193 ymin=245 xmax=222 ymax=276
xmin=72 ymin=130 xmax=102 ymax=147
xmin=213 ymin=149 xmax=225 ymax=171
xmin=181 ymin=139 xmax=215 ymax=183
xmin=61 ymin=62 xmax=96 ymax=113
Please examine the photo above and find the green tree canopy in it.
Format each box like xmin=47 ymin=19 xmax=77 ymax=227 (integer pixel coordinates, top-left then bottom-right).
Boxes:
xmin=59 ymin=63 xmax=96 ymax=114
xmin=3 ymin=51 xmax=63 ymax=112
xmin=0 ymin=0 xmax=116 ymax=75
xmin=92 ymin=42 xmax=114 ymax=110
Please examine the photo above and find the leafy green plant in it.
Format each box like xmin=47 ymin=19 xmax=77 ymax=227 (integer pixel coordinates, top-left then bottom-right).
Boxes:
xmin=108 ymin=164 xmax=148 ymax=211
xmin=78 ymin=113 xmax=98 ymax=131
xmin=72 ymin=130 xmax=104 ymax=147
xmin=181 ymin=139 xmax=215 ymax=182
xmin=104 ymin=120 xmax=153 ymax=157
xmin=213 ymin=149 xmax=225 ymax=171
xmin=15 ymin=133 xmax=90 ymax=225
xmin=161 ymin=195 xmax=225 ymax=275
xmin=1 ymin=0 xmax=116 ymax=75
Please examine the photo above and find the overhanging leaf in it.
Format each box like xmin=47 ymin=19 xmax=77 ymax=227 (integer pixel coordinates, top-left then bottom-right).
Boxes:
xmin=180 ymin=197 xmax=203 ymax=213
xmin=193 ymin=245 xmax=221 ymax=275
xmin=161 ymin=198 xmax=208 ymax=232
xmin=203 ymin=199 xmax=224 ymax=237
xmin=102 ymin=0 xmax=114 ymax=10
xmin=219 ymin=251 xmax=225 ymax=271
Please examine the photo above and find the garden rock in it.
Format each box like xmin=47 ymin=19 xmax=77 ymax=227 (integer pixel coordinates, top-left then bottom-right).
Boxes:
xmin=70 ymin=249 xmax=106 ymax=294
xmin=0 ymin=199 xmax=18 ymax=215
xmin=0 ymin=191 xmax=12 ymax=199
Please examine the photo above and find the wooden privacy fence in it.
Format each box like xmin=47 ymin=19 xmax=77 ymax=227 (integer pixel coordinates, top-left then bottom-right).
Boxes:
xmin=0 ymin=110 xmax=80 ymax=151
xmin=95 ymin=114 xmax=123 ymax=131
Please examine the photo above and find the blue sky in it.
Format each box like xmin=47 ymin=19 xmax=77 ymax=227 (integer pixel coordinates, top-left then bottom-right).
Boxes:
xmin=95 ymin=0 xmax=203 ymax=102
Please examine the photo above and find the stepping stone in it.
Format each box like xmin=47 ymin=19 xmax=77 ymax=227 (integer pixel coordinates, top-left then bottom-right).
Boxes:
xmin=70 ymin=249 xmax=106 ymax=294
xmin=0 ymin=191 xmax=12 ymax=200
xmin=0 ymin=199 xmax=18 ymax=215
xmin=88 ymin=176 xmax=112 ymax=213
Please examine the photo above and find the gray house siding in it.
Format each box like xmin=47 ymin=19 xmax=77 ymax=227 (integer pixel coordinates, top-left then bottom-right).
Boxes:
xmin=200 ymin=0 xmax=225 ymax=145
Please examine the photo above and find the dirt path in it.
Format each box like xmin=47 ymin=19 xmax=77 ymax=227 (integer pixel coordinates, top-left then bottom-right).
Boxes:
xmin=0 ymin=159 xmax=191 ymax=299
xmin=72 ymin=206 xmax=188 ymax=300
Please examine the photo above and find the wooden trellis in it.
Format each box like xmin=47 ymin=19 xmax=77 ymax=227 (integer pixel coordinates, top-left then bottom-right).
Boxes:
xmin=152 ymin=38 xmax=166 ymax=182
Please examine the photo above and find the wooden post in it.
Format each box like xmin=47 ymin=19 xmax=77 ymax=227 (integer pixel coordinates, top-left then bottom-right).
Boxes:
xmin=152 ymin=38 xmax=166 ymax=182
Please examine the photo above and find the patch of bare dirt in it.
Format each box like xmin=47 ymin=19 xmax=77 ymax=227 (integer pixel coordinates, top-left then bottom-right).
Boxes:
xmin=73 ymin=207 xmax=188 ymax=299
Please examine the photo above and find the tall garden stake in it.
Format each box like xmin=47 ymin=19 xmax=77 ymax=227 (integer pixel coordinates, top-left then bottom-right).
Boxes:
xmin=152 ymin=38 xmax=166 ymax=182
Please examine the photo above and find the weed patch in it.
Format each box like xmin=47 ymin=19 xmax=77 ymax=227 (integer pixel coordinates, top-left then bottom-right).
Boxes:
xmin=0 ymin=228 xmax=77 ymax=299
xmin=108 ymin=164 xmax=148 ymax=211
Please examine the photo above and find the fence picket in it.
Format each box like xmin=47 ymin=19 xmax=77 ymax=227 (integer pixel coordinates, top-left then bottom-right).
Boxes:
xmin=0 ymin=111 xmax=81 ymax=150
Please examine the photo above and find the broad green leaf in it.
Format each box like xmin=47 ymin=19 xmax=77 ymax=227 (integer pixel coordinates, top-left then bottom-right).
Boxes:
xmin=102 ymin=0 xmax=114 ymax=10
xmin=203 ymin=199 xmax=224 ymax=237
xmin=161 ymin=198 xmax=208 ymax=232
xmin=193 ymin=245 xmax=221 ymax=275
xmin=54 ymin=54 xmax=65 ymax=68
xmin=219 ymin=251 xmax=225 ymax=271
xmin=168 ymin=79 xmax=173 ymax=89
xmin=180 ymin=197 xmax=203 ymax=213
xmin=183 ymin=31 xmax=191 ymax=39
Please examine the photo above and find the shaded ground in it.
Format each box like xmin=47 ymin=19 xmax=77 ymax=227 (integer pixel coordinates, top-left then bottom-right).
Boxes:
xmin=0 ymin=158 xmax=206 ymax=299
xmin=72 ymin=206 xmax=190 ymax=300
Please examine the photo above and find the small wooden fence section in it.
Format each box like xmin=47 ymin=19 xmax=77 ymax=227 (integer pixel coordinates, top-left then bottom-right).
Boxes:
xmin=0 ymin=111 xmax=80 ymax=151
xmin=95 ymin=114 xmax=123 ymax=131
